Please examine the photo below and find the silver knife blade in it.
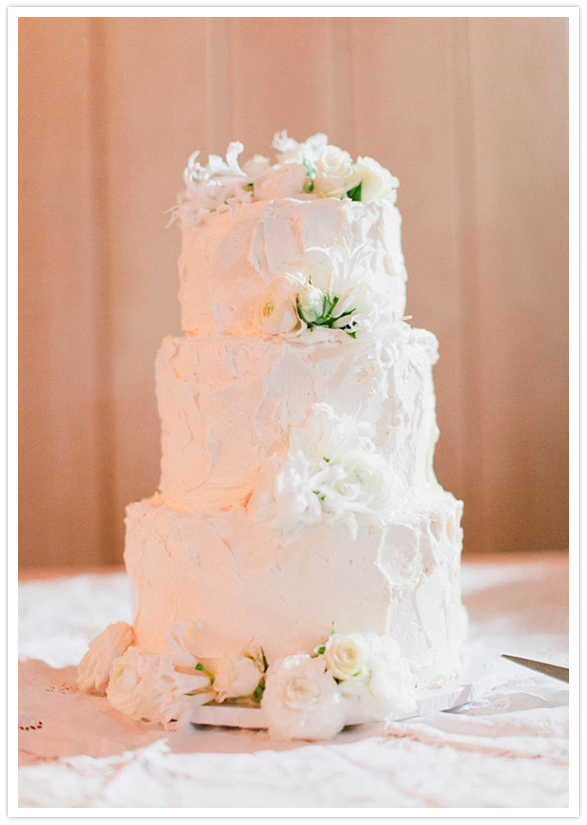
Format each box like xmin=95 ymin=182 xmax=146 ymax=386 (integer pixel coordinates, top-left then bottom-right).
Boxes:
xmin=501 ymin=654 xmax=569 ymax=683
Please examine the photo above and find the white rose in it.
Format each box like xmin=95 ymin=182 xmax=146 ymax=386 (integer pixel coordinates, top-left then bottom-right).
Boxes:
xmin=213 ymin=654 xmax=264 ymax=703
xmin=330 ymin=449 xmax=395 ymax=519
xmin=257 ymin=279 xmax=302 ymax=335
xmin=76 ymin=622 xmax=134 ymax=695
xmin=323 ymin=633 xmax=370 ymax=684
xmin=106 ymin=647 xmax=213 ymax=731
xmin=336 ymin=633 xmax=416 ymax=721
xmin=262 ymin=655 xmax=346 ymax=741
xmin=354 ymin=156 xmax=399 ymax=202
xmin=254 ymin=164 xmax=309 ymax=201
xmin=296 ymin=281 xmax=325 ymax=323
xmin=314 ymin=145 xmax=360 ymax=198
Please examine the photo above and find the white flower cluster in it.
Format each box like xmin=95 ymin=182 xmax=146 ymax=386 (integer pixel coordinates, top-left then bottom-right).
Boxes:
xmin=179 ymin=131 xmax=399 ymax=220
xmin=256 ymin=241 xmax=399 ymax=340
xmin=76 ymin=623 xmax=266 ymax=730
xmin=261 ymin=631 xmax=416 ymax=741
xmin=77 ymin=624 xmax=415 ymax=740
xmin=248 ymin=403 xmax=398 ymax=536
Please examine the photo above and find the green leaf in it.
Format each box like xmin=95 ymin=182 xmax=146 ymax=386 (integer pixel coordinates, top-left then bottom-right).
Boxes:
xmin=346 ymin=181 xmax=363 ymax=201
xmin=315 ymin=645 xmax=326 ymax=655
xmin=252 ymin=677 xmax=266 ymax=703
xmin=245 ymin=182 xmax=254 ymax=190
xmin=303 ymin=157 xmax=316 ymax=179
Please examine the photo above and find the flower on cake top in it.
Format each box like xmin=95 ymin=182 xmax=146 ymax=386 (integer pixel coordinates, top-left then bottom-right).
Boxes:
xmin=248 ymin=403 xmax=399 ymax=536
xmin=256 ymin=241 xmax=400 ymax=341
xmin=179 ymin=131 xmax=399 ymax=219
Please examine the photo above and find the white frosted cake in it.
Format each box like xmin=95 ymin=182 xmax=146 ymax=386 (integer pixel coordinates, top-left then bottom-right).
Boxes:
xmin=77 ymin=133 xmax=467 ymax=741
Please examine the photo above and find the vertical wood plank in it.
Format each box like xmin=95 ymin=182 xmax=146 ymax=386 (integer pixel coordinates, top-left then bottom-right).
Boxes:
xmin=468 ymin=17 xmax=569 ymax=552
xmin=18 ymin=18 xmax=105 ymax=566
xmin=100 ymin=17 xmax=208 ymax=559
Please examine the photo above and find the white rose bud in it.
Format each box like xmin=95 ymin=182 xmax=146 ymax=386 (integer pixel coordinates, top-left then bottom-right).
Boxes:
xmin=213 ymin=655 xmax=263 ymax=703
xmin=297 ymin=281 xmax=325 ymax=323
xmin=77 ymin=622 xmax=134 ymax=695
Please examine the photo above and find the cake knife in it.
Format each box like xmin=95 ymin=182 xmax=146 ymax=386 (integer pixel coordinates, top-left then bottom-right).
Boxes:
xmin=501 ymin=654 xmax=569 ymax=682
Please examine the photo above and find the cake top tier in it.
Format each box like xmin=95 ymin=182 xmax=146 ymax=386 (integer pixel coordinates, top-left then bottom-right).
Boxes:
xmin=175 ymin=133 xmax=408 ymax=337
xmin=176 ymin=132 xmax=400 ymax=223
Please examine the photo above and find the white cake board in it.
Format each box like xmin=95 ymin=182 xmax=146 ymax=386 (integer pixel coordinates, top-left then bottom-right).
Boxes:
xmin=190 ymin=655 xmax=497 ymax=731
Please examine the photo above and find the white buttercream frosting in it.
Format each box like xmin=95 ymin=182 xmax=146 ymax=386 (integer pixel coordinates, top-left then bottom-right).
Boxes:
xmin=123 ymin=490 xmax=467 ymax=689
xmin=178 ymin=197 xmax=407 ymax=334
xmin=155 ymin=327 xmax=441 ymax=512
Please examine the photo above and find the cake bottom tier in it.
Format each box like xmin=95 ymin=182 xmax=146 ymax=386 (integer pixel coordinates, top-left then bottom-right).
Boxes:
xmin=124 ymin=492 xmax=467 ymax=689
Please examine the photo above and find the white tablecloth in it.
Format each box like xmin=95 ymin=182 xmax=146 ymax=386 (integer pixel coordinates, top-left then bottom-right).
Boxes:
xmin=18 ymin=554 xmax=569 ymax=810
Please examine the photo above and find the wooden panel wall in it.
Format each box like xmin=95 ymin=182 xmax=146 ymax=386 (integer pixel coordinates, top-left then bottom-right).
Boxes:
xmin=18 ymin=16 xmax=569 ymax=567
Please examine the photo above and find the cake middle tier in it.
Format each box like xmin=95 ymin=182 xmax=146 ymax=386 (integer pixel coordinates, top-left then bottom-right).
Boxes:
xmin=156 ymin=328 xmax=442 ymax=510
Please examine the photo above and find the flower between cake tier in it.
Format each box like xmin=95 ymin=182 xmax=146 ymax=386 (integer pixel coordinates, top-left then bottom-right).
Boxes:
xmin=77 ymin=132 xmax=467 ymax=740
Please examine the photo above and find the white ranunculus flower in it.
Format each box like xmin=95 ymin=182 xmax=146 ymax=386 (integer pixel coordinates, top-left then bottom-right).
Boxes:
xmin=296 ymin=281 xmax=325 ymax=323
xmin=77 ymin=622 xmax=134 ymax=695
xmin=253 ymin=163 xmax=309 ymax=201
xmin=354 ymin=156 xmax=399 ymax=202
xmin=262 ymin=655 xmax=346 ymax=741
xmin=213 ymin=654 xmax=264 ymax=703
xmin=257 ymin=278 xmax=302 ymax=336
xmin=314 ymin=145 xmax=360 ymax=198
xmin=106 ymin=647 xmax=213 ymax=731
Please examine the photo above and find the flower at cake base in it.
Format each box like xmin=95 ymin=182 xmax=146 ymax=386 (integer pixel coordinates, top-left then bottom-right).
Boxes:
xmin=76 ymin=621 xmax=135 ymax=695
xmin=262 ymin=655 xmax=346 ymax=741
xmin=322 ymin=633 xmax=370 ymax=684
xmin=106 ymin=647 xmax=214 ymax=731
xmin=257 ymin=278 xmax=303 ymax=336
xmin=354 ymin=156 xmax=399 ymax=203
xmin=322 ymin=632 xmax=416 ymax=722
xmin=213 ymin=653 xmax=265 ymax=703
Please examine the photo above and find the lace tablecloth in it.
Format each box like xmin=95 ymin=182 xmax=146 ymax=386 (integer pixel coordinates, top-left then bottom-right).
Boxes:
xmin=18 ymin=553 xmax=570 ymax=810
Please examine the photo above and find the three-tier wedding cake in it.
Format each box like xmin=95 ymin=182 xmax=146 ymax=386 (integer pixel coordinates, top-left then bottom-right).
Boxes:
xmin=77 ymin=132 xmax=467 ymax=741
